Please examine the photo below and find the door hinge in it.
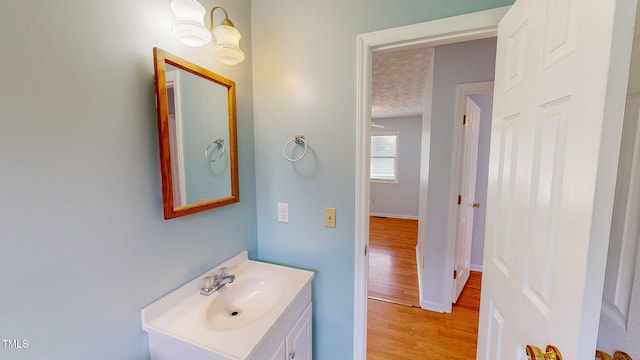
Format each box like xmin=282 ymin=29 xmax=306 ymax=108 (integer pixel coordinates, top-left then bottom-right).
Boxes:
xmin=458 ymin=195 xmax=462 ymax=205
xmin=463 ymin=115 xmax=467 ymax=125
xmin=454 ymin=270 xmax=458 ymax=279
xmin=364 ymin=244 xmax=368 ymax=256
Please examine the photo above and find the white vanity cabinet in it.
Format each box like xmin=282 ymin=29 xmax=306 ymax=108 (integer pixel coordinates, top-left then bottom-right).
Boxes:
xmin=268 ymin=341 xmax=286 ymax=360
xmin=284 ymin=302 xmax=312 ymax=360
xmin=141 ymin=251 xmax=314 ymax=360
xmin=254 ymin=301 xmax=312 ymax=360
xmin=265 ymin=303 xmax=312 ymax=360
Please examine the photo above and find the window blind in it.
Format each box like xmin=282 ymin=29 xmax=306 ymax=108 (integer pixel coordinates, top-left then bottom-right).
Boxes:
xmin=371 ymin=134 xmax=397 ymax=181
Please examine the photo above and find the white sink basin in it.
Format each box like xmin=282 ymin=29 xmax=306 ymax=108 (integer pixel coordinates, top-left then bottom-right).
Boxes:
xmin=141 ymin=251 xmax=314 ymax=360
xmin=205 ymin=274 xmax=284 ymax=330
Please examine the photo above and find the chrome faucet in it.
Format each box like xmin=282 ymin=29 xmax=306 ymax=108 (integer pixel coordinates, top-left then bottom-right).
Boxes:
xmin=200 ymin=267 xmax=235 ymax=295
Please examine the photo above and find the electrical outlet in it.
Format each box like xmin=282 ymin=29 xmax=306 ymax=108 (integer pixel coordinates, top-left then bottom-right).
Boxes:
xmin=278 ymin=203 xmax=289 ymax=223
xmin=324 ymin=208 xmax=336 ymax=227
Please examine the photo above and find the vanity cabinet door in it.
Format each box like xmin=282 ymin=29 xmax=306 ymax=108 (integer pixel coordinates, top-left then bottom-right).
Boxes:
xmin=268 ymin=340 xmax=286 ymax=360
xmin=285 ymin=303 xmax=312 ymax=360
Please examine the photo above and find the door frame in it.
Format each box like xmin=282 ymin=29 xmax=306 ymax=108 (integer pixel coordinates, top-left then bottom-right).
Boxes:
xmin=354 ymin=7 xmax=510 ymax=358
xmin=451 ymin=82 xmax=494 ymax=304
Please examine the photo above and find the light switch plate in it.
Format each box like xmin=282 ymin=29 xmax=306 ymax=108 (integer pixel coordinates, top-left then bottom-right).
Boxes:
xmin=278 ymin=203 xmax=289 ymax=223
xmin=324 ymin=208 xmax=336 ymax=227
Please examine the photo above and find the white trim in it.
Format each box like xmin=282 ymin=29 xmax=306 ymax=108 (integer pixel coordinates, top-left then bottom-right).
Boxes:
xmin=416 ymin=50 xmax=434 ymax=315
xmin=420 ymin=300 xmax=448 ymax=313
xmin=372 ymin=113 xmax=423 ymax=120
xmin=446 ymin=81 xmax=495 ymax=311
xmin=369 ymin=213 xmax=419 ymax=220
xmin=354 ymin=7 xmax=509 ymax=359
xmin=369 ymin=179 xmax=398 ymax=184
xmin=353 ymin=33 xmax=371 ymax=360
xmin=470 ymin=264 xmax=484 ymax=272
xmin=359 ymin=7 xmax=509 ymax=51
xmin=416 ymin=244 xmax=424 ymax=306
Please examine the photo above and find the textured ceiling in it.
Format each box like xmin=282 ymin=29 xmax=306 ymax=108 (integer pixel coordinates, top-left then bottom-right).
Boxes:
xmin=372 ymin=47 xmax=434 ymax=119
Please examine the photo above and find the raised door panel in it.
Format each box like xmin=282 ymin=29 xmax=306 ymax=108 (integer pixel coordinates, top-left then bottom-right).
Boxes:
xmin=285 ymin=303 xmax=312 ymax=360
xmin=597 ymin=90 xmax=640 ymax=358
xmin=268 ymin=340 xmax=286 ymax=360
xmin=477 ymin=0 xmax=635 ymax=358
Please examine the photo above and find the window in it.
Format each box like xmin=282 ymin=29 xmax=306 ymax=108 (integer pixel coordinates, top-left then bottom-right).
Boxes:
xmin=370 ymin=132 xmax=398 ymax=182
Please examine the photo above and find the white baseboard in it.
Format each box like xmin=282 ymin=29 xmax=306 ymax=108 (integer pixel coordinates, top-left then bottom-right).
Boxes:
xmin=369 ymin=212 xmax=419 ymax=220
xmin=416 ymin=245 xmax=423 ymax=306
xmin=470 ymin=264 xmax=483 ymax=272
xmin=420 ymin=300 xmax=448 ymax=313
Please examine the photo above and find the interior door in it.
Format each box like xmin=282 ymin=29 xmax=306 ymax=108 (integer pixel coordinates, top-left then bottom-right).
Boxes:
xmin=597 ymin=21 xmax=640 ymax=353
xmin=597 ymin=91 xmax=640 ymax=360
xmin=454 ymin=96 xmax=482 ymax=303
xmin=477 ymin=0 xmax=636 ymax=359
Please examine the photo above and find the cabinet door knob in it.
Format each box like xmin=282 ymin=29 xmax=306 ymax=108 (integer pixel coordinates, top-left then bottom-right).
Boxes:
xmin=289 ymin=351 xmax=295 ymax=359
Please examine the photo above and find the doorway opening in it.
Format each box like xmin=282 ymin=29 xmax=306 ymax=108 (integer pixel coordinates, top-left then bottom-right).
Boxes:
xmin=367 ymin=47 xmax=432 ymax=308
xmin=354 ymin=4 xmax=635 ymax=357
xmin=366 ymin=72 xmax=496 ymax=359
xmin=353 ymin=7 xmax=509 ymax=359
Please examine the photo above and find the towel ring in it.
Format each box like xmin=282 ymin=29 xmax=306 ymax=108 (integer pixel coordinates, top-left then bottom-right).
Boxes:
xmin=283 ymin=135 xmax=308 ymax=162
xmin=205 ymin=138 xmax=225 ymax=162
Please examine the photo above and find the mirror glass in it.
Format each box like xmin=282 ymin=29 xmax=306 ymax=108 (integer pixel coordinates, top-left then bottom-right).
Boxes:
xmin=153 ymin=48 xmax=239 ymax=219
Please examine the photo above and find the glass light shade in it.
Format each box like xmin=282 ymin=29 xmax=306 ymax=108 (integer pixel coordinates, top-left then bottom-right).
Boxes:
xmin=212 ymin=25 xmax=245 ymax=65
xmin=170 ymin=0 xmax=212 ymax=47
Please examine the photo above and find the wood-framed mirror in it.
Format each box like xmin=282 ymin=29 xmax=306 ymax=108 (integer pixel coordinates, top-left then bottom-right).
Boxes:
xmin=153 ymin=47 xmax=239 ymax=219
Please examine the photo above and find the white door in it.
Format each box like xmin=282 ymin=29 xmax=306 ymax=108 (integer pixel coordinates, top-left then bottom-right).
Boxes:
xmin=597 ymin=92 xmax=640 ymax=360
xmin=597 ymin=25 xmax=640 ymax=353
xmin=454 ymin=96 xmax=482 ymax=303
xmin=477 ymin=0 xmax=636 ymax=359
xmin=597 ymin=11 xmax=640 ymax=356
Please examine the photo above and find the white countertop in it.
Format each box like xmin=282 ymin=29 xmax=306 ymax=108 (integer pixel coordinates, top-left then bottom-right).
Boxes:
xmin=141 ymin=251 xmax=314 ymax=360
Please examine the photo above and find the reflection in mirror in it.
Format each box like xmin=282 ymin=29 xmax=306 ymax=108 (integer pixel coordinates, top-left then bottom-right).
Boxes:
xmin=165 ymin=64 xmax=231 ymax=206
xmin=153 ymin=48 xmax=239 ymax=219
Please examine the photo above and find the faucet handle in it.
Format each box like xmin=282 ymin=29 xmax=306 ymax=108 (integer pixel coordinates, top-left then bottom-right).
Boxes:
xmin=214 ymin=267 xmax=228 ymax=279
xmin=201 ymin=276 xmax=214 ymax=291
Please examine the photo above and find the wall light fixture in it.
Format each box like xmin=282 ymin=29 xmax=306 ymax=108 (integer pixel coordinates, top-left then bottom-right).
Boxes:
xmin=170 ymin=0 xmax=245 ymax=65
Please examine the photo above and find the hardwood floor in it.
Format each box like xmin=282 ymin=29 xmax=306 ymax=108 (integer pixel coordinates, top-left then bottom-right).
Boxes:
xmin=367 ymin=216 xmax=482 ymax=359
xmin=368 ymin=216 xmax=420 ymax=306
xmin=367 ymin=281 xmax=481 ymax=360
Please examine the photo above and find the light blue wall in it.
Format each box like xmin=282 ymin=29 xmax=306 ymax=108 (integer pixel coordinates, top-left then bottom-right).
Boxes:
xmin=0 ymin=1 xmax=514 ymax=359
xmin=469 ymin=93 xmax=494 ymax=269
xmin=0 ymin=1 xmax=255 ymax=359
xmin=370 ymin=116 xmax=422 ymax=218
xmin=251 ymin=2 xmax=512 ymax=359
